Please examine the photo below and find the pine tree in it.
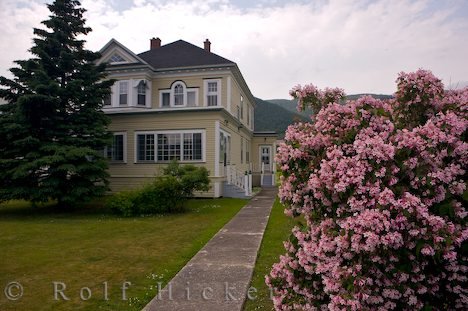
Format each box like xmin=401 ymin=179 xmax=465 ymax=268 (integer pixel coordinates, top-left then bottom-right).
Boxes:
xmin=0 ymin=0 xmax=113 ymax=206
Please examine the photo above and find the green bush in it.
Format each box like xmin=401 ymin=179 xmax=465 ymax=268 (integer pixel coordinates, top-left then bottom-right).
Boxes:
xmin=106 ymin=190 xmax=139 ymax=217
xmin=137 ymin=176 xmax=186 ymax=214
xmin=108 ymin=161 xmax=210 ymax=216
xmin=163 ymin=161 xmax=210 ymax=197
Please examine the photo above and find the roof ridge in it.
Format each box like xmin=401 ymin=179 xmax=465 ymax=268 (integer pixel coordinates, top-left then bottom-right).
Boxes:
xmin=136 ymin=39 xmax=235 ymax=70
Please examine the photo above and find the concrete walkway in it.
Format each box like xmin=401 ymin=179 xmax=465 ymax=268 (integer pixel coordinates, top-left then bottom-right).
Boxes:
xmin=143 ymin=187 xmax=277 ymax=311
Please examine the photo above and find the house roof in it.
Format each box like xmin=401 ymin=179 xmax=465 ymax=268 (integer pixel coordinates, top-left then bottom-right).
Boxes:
xmin=98 ymin=38 xmax=152 ymax=68
xmin=137 ymin=40 xmax=235 ymax=69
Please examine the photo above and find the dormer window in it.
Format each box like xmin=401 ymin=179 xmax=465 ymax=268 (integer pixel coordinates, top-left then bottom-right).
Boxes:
xmin=109 ymin=53 xmax=126 ymax=63
xmin=174 ymin=84 xmax=184 ymax=106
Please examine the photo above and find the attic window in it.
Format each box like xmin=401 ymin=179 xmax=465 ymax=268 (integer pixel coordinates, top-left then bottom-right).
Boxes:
xmin=109 ymin=54 xmax=126 ymax=63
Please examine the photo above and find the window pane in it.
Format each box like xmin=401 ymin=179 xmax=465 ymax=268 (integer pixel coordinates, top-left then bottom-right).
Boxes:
xmin=207 ymin=95 xmax=217 ymax=106
xmin=137 ymin=82 xmax=146 ymax=106
xmin=162 ymin=93 xmax=170 ymax=107
xmin=107 ymin=134 xmax=124 ymax=161
xmin=187 ymin=91 xmax=196 ymax=106
xmin=137 ymin=134 xmax=154 ymax=161
xmin=114 ymin=135 xmax=124 ymax=161
xmin=208 ymin=82 xmax=217 ymax=92
xmin=158 ymin=133 xmax=181 ymax=161
xmin=110 ymin=54 xmax=125 ymax=63
xmin=193 ymin=133 xmax=202 ymax=160
xmin=183 ymin=133 xmax=193 ymax=160
xmin=174 ymin=84 xmax=184 ymax=106
xmin=119 ymin=81 xmax=128 ymax=106
xmin=138 ymin=94 xmax=145 ymax=106
xmin=103 ymin=94 xmax=111 ymax=106
xmin=174 ymin=94 xmax=183 ymax=106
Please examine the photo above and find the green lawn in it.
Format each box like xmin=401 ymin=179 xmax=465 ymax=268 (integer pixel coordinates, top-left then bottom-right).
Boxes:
xmin=243 ymin=199 xmax=300 ymax=311
xmin=0 ymin=198 xmax=247 ymax=311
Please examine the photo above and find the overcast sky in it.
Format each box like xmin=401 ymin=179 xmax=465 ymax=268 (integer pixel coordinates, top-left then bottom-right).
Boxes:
xmin=1 ymin=0 xmax=467 ymax=99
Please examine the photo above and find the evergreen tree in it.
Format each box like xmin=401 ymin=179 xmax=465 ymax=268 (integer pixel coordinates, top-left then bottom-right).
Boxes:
xmin=0 ymin=0 xmax=113 ymax=206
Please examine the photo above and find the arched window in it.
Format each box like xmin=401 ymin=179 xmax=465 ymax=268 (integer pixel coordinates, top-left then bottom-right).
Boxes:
xmin=174 ymin=84 xmax=184 ymax=106
xmin=137 ymin=80 xmax=146 ymax=106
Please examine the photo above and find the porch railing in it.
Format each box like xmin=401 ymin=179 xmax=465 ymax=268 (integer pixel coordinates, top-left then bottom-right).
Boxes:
xmin=226 ymin=165 xmax=252 ymax=196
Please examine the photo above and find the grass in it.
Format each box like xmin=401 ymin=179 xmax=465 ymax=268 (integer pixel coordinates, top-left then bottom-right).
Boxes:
xmin=243 ymin=199 xmax=301 ymax=311
xmin=0 ymin=197 xmax=247 ymax=311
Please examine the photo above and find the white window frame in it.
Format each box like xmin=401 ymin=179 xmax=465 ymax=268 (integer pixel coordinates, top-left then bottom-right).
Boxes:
xmin=132 ymin=79 xmax=151 ymax=108
xmin=159 ymin=81 xmax=198 ymax=108
xmin=174 ymin=83 xmax=184 ymax=106
xmin=105 ymin=132 xmax=127 ymax=163
xmin=134 ymin=130 xmax=206 ymax=163
xmin=136 ymin=80 xmax=147 ymax=106
xmin=119 ymin=80 xmax=129 ymax=106
xmin=186 ymin=89 xmax=199 ymax=107
xmin=159 ymin=90 xmax=171 ymax=108
xmin=204 ymin=79 xmax=221 ymax=107
xmin=135 ymin=133 xmax=155 ymax=162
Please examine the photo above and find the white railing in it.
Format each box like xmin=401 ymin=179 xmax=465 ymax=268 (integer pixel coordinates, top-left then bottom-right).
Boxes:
xmin=226 ymin=165 xmax=252 ymax=196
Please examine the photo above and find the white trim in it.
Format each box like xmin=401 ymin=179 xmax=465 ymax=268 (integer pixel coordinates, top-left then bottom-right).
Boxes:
xmin=154 ymin=70 xmax=232 ymax=79
xmin=204 ymin=79 xmax=222 ymax=107
xmin=227 ymin=76 xmax=231 ymax=112
xmin=214 ymin=181 xmax=221 ymax=198
xmin=134 ymin=129 xmax=206 ymax=163
xmin=214 ymin=120 xmax=220 ymax=176
xmin=98 ymin=39 xmax=153 ymax=68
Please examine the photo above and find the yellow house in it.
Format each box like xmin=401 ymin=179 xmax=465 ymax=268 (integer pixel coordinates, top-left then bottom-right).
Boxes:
xmin=97 ymin=37 xmax=277 ymax=197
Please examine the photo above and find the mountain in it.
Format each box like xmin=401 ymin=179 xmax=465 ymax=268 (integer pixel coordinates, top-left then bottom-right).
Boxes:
xmin=254 ymin=94 xmax=393 ymax=137
xmin=266 ymin=94 xmax=393 ymax=117
xmin=254 ymin=97 xmax=308 ymax=138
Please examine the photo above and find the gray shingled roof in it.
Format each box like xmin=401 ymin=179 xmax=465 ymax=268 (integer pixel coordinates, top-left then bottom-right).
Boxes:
xmin=137 ymin=40 xmax=235 ymax=69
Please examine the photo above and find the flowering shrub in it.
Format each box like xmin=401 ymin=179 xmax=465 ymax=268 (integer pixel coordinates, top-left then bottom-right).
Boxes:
xmin=267 ymin=69 xmax=467 ymax=310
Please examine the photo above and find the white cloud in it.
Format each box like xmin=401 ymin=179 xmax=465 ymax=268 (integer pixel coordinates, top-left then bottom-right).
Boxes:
xmin=1 ymin=0 xmax=467 ymax=98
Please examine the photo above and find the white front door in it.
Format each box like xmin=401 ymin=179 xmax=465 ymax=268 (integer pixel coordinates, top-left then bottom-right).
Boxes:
xmin=260 ymin=146 xmax=272 ymax=172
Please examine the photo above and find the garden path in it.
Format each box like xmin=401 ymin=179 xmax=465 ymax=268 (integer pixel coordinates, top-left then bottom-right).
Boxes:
xmin=143 ymin=187 xmax=277 ymax=311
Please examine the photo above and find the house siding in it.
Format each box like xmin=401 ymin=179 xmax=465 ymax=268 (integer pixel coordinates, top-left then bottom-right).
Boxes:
xmin=107 ymin=111 xmax=219 ymax=197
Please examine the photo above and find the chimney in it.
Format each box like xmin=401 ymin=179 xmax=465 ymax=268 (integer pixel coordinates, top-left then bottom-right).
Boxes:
xmin=204 ymin=39 xmax=211 ymax=52
xmin=150 ymin=37 xmax=161 ymax=50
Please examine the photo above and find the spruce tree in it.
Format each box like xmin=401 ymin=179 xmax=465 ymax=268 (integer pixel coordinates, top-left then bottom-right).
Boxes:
xmin=0 ymin=0 xmax=113 ymax=206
